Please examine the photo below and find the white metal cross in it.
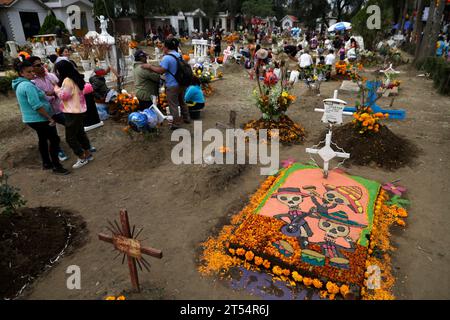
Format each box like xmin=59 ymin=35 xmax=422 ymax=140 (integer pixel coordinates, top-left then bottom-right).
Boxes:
xmin=306 ymin=130 xmax=350 ymax=179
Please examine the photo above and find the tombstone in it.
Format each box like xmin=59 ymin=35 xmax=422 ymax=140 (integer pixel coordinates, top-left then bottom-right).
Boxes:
xmin=339 ymin=80 xmax=361 ymax=93
xmin=192 ymin=38 xmax=210 ymax=64
xmin=319 ymin=90 xmax=348 ymax=125
xmin=6 ymin=41 xmax=18 ymax=58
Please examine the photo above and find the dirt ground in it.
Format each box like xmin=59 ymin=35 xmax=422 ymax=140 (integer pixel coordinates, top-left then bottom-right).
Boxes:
xmin=0 ymin=60 xmax=449 ymax=300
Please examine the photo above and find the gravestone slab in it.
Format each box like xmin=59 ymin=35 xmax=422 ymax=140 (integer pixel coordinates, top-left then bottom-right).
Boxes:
xmin=339 ymin=80 xmax=360 ymax=93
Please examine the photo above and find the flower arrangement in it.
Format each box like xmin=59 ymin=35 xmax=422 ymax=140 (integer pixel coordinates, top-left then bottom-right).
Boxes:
xmin=158 ymin=91 xmax=169 ymax=111
xmin=93 ymin=43 xmax=111 ymax=61
xmin=117 ymin=37 xmax=130 ymax=56
xmin=193 ymin=66 xmax=212 ymax=84
xmin=352 ymin=107 xmax=388 ymax=134
xmin=116 ymin=91 xmax=139 ymax=115
xmin=253 ymin=84 xmax=296 ymax=121
xmin=129 ymin=40 xmax=139 ymax=49
xmin=74 ymin=38 xmax=94 ymax=60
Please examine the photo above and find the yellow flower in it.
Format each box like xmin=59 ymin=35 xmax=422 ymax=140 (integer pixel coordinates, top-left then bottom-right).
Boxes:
xmin=292 ymin=271 xmax=303 ymax=282
xmin=340 ymin=285 xmax=350 ymax=297
xmin=326 ymin=282 xmax=340 ymax=294
xmin=272 ymin=266 xmax=283 ymax=276
xmin=105 ymin=296 xmax=116 ymax=300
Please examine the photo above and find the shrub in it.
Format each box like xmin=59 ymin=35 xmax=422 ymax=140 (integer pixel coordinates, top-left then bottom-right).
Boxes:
xmin=39 ymin=11 xmax=67 ymax=35
xmin=0 ymin=71 xmax=18 ymax=96
xmin=0 ymin=171 xmax=27 ymax=216
xmin=417 ymin=57 xmax=450 ymax=95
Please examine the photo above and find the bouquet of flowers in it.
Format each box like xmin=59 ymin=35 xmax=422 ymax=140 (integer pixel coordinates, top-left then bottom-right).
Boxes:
xmin=352 ymin=106 xmax=388 ymax=134
xmin=253 ymin=83 xmax=296 ymax=121
xmin=74 ymin=38 xmax=94 ymax=60
xmin=93 ymin=43 xmax=111 ymax=61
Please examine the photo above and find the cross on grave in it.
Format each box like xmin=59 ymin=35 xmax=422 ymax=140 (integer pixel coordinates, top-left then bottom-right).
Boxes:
xmin=314 ymin=90 xmax=352 ymax=125
xmin=98 ymin=210 xmax=163 ymax=292
xmin=216 ymin=110 xmax=237 ymax=130
xmin=306 ymin=130 xmax=350 ymax=179
xmin=343 ymin=81 xmax=406 ymax=120
xmin=307 ymin=90 xmax=350 ymax=178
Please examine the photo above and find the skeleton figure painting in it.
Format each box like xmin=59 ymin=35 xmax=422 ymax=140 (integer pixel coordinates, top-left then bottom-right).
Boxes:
xmin=301 ymin=211 xmax=367 ymax=269
xmin=272 ymin=188 xmax=318 ymax=249
xmin=307 ymin=184 xmax=364 ymax=215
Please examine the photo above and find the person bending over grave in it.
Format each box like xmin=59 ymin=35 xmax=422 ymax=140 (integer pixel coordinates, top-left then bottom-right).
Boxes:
xmin=89 ymin=66 xmax=119 ymax=103
xmin=133 ymin=50 xmax=161 ymax=111
xmin=12 ymin=59 xmax=70 ymax=175
xmin=140 ymin=39 xmax=191 ymax=130
xmin=184 ymin=76 xmax=205 ymax=120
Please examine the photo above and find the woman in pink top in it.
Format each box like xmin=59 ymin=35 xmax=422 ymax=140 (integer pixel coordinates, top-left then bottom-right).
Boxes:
xmin=54 ymin=60 xmax=93 ymax=169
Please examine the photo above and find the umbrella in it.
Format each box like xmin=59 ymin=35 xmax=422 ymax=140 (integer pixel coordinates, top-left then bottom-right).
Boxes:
xmin=328 ymin=22 xmax=352 ymax=32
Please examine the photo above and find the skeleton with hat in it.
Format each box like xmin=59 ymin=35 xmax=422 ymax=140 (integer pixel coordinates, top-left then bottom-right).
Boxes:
xmin=272 ymin=187 xmax=319 ymax=249
xmin=302 ymin=210 xmax=367 ymax=269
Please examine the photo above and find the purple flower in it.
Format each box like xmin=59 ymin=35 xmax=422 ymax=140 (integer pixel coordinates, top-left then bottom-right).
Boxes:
xmin=281 ymin=158 xmax=296 ymax=168
xmin=382 ymin=183 xmax=407 ymax=196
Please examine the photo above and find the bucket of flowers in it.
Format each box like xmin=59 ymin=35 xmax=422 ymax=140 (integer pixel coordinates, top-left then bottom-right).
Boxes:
xmin=109 ymin=90 xmax=139 ymax=122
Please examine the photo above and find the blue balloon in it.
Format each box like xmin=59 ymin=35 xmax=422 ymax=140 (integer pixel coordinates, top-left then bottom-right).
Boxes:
xmin=128 ymin=112 xmax=148 ymax=132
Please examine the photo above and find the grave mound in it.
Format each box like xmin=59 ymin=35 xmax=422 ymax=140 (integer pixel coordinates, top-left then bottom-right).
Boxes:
xmin=0 ymin=207 xmax=87 ymax=299
xmin=243 ymin=115 xmax=306 ymax=145
xmin=318 ymin=123 xmax=417 ymax=170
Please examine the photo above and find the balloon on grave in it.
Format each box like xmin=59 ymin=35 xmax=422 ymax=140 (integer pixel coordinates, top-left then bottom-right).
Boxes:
xmin=128 ymin=112 xmax=149 ymax=132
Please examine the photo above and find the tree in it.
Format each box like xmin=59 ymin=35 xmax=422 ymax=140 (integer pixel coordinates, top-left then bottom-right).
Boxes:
xmin=416 ymin=0 xmax=446 ymax=61
xmin=39 ymin=11 xmax=67 ymax=35
xmin=352 ymin=0 xmax=394 ymax=50
xmin=294 ymin=0 xmax=330 ymax=29
xmin=331 ymin=0 xmax=366 ymax=21
xmin=241 ymin=0 xmax=275 ymax=17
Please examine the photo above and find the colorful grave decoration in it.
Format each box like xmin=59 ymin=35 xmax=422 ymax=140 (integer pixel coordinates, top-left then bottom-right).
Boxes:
xmin=193 ymin=64 xmax=215 ymax=97
xmin=199 ymin=164 xmax=410 ymax=300
xmin=322 ymin=65 xmax=415 ymax=170
xmin=243 ymin=63 xmax=306 ymax=144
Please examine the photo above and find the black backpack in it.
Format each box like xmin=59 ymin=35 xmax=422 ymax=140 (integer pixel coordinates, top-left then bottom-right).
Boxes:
xmin=167 ymin=53 xmax=194 ymax=87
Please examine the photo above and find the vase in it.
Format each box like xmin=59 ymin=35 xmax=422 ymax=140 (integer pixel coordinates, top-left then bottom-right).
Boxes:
xmin=81 ymin=60 xmax=92 ymax=72
xmin=99 ymin=60 xmax=108 ymax=69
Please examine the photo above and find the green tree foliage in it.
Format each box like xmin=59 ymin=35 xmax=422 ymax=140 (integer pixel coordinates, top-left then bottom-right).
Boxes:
xmin=39 ymin=11 xmax=67 ymax=35
xmin=241 ymin=0 xmax=275 ymax=17
xmin=295 ymin=0 xmax=330 ymax=28
xmin=352 ymin=0 xmax=394 ymax=50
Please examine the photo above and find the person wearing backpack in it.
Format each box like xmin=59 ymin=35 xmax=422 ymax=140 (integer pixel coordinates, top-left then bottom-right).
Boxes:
xmin=141 ymin=38 xmax=192 ymax=129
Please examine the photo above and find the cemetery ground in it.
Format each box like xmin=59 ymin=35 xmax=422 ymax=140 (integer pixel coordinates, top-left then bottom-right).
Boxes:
xmin=0 ymin=62 xmax=449 ymax=300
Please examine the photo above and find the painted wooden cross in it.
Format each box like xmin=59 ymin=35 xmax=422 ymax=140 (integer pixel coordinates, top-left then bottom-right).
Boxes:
xmin=306 ymin=130 xmax=350 ymax=179
xmin=98 ymin=210 xmax=163 ymax=292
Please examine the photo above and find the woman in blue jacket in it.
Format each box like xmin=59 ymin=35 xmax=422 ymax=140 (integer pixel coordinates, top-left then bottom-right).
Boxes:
xmin=12 ymin=59 xmax=69 ymax=175
xmin=184 ymin=76 xmax=205 ymax=120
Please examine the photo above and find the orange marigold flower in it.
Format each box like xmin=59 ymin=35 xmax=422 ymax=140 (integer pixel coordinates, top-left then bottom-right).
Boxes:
xmin=263 ymin=260 xmax=271 ymax=269
xmin=228 ymin=248 xmax=236 ymax=255
xmin=116 ymin=296 xmax=126 ymax=300
xmin=340 ymin=285 xmax=350 ymax=297
xmin=245 ymin=251 xmax=255 ymax=261
xmin=282 ymin=269 xmax=291 ymax=276
xmin=326 ymin=282 xmax=340 ymax=294
xmin=105 ymin=296 xmax=116 ymax=300
xmin=329 ymin=294 xmax=336 ymax=300
xmin=303 ymin=277 xmax=313 ymax=286
xmin=272 ymin=266 xmax=283 ymax=276
xmin=236 ymin=248 xmax=246 ymax=256
xmin=254 ymin=256 xmax=263 ymax=266
xmin=396 ymin=219 xmax=406 ymax=227
xmin=397 ymin=208 xmax=408 ymax=218
xmin=313 ymin=279 xmax=323 ymax=289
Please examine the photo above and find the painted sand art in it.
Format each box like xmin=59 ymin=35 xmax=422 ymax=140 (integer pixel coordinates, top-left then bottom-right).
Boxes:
xmin=200 ymin=164 xmax=409 ymax=300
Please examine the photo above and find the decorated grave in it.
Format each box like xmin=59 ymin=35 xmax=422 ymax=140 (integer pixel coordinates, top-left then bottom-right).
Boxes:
xmin=243 ymin=60 xmax=306 ymax=144
xmin=199 ymin=88 xmax=410 ymax=300
xmin=200 ymin=163 xmax=409 ymax=300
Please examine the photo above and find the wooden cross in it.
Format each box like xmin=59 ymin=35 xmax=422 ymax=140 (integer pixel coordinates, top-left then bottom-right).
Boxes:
xmin=216 ymin=110 xmax=237 ymax=129
xmin=98 ymin=210 xmax=163 ymax=292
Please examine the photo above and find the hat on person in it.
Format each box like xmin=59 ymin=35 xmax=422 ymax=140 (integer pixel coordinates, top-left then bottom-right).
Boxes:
xmin=134 ymin=49 xmax=148 ymax=60
xmin=256 ymin=48 xmax=269 ymax=60
xmin=94 ymin=67 xmax=107 ymax=76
